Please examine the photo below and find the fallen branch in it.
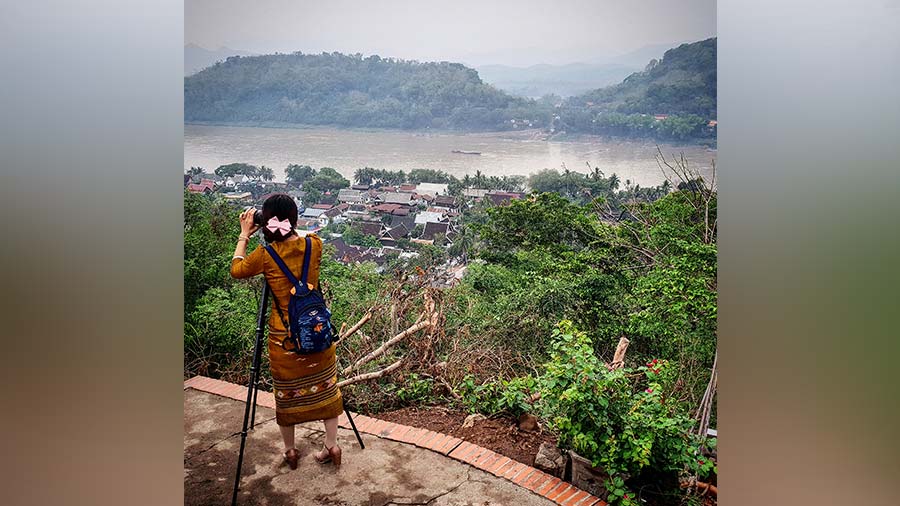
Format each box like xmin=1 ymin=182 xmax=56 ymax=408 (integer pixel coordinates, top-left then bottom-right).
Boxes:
xmin=341 ymin=317 xmax=432 ymax=377
xmin=680 ymin=480 xmax=717 ymax=497
xmin=340 ymin=311 xmax=372 ymax=341
xmin=337 ymin=358 xmax=404 ymax=388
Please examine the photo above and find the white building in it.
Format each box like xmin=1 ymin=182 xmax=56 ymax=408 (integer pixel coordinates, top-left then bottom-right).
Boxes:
xmin=415 ymin=183 xmax=449 ymax=197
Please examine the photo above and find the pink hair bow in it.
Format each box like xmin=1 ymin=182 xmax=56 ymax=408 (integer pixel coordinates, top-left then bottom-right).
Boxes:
xmin=266 ymin=217 xmax=292 ymax=235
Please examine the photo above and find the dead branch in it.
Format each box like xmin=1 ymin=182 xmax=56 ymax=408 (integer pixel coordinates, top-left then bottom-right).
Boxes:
xmin=337 ymin=358 xmax=404 ymax=388
xmin=680 ymin=479 xmax=717 ymax=497
xmin=341 ymin=317 xmax=432 ymax=377
xmin=341 ymin=311 xmax=372 ymax=340
xmin=694 ymin=349 xmax=718 ymax=440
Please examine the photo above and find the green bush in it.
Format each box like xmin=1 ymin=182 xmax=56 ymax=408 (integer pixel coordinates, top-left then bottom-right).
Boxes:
xmin=537 ymin=321 xmax=715 ymax=505
xmin=457 ymin=374 xmax=536 ymax=418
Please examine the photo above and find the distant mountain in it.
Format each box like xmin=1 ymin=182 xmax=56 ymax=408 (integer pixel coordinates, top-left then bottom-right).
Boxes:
xmin=558 ymin=38 xmax=716 ymax=141
xmin=185 ymin=43 xmax=255 ymax=76
xmin=603 ymin=41 xmax=691 ymax=67
xmin=184 ymin=52 xmax=551 ymax=131
xmin=568 ymin=38 xmax=717 ymax=118
xmin=476 ymin=62 xmax=639 ymax=98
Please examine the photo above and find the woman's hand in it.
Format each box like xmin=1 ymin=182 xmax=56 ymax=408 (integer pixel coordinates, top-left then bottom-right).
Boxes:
xmin=239 ymin=208 xmax=260 ymax=237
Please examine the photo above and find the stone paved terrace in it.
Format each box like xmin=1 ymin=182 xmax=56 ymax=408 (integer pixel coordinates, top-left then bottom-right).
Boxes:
xmin=185 ymin=376 xmax=605 ymax=506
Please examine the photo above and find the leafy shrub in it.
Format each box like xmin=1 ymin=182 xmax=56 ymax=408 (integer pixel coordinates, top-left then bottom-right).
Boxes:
xmin=457 ymin=374 xmax=536 ymax=418
xmin=537 ymin=321 xmax=715 ymax=505
xmin=395 ymin=373 xmax=435 ymax=405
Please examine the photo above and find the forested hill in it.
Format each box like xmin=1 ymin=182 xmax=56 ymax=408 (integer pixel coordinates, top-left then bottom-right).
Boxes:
xmin=184 ymin=52 xmax=550 ymax=131
xmin=565 ymin=38 xmax=716 ymax=119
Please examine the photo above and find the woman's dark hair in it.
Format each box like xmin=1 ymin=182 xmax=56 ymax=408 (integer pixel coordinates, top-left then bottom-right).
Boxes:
xmin=260 ymin=193 xmax=298 ymax=243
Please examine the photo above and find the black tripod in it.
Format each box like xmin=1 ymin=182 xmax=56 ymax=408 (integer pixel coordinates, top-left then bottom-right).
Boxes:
xmin=231 ymin=281 xmax=365 ymax=506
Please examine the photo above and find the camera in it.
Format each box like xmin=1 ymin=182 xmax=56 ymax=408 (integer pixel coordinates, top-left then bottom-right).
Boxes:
xmin=246 ymin=206 xmax=263 ymax=226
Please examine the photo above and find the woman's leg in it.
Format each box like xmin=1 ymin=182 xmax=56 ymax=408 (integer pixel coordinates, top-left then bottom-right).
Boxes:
xmin=323 ymin=417 xmax=338 ymax=448
xmin=279 ymin=424 xmax=295 ymax=451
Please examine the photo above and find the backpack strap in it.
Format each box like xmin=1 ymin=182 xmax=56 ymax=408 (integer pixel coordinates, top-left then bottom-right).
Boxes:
xmin=264 ymin=245 xmax=305 ymax=294
xmin=300 ymin=236 xmax=312 ymax=288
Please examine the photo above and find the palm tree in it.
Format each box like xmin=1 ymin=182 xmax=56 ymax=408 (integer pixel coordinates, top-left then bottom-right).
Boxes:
xmin=259 ymin=165 xmax=275 ymax=182
xmin=609 ymin=173 xmax=620 ymax=190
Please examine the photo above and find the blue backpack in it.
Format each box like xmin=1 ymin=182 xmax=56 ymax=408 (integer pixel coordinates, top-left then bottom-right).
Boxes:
xmin=265 ymin=237 xmax=336 ymax=354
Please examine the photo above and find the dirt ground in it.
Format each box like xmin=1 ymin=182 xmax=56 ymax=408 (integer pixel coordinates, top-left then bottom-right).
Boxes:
xmin=375 ymin=406 xmax=557 ymax=467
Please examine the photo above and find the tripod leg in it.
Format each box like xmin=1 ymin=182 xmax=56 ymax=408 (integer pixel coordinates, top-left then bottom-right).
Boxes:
xmin=232 ymin=283 xmax=270 ymax=506
xmin=343 ymin=399 xmax=365 ymax=450
xmin=250 ymin=372 xmax=260 ymax=429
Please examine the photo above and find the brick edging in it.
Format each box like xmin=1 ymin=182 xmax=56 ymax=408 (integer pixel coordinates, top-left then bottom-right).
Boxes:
xmin=185 ymin=375 xmax=605 ymax=506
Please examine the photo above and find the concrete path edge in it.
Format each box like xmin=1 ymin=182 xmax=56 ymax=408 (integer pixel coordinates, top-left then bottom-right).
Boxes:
xmin=184 ymin=375 xmax=606 ymax=506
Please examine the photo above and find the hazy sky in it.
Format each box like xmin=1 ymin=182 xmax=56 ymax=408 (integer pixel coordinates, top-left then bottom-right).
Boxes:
xmin=186 ymin=0 xmax=716 ymax=66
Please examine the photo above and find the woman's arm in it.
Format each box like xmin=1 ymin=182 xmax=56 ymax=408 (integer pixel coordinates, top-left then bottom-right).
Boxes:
xmin=233 ymin=208 xmax=259 ymax=259
xmin=230 ymin=208 xmax=263 ymax=279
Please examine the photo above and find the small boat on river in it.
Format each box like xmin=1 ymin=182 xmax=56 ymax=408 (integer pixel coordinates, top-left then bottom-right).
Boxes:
xmin=451 ymin=150 xmax=481 ymax=155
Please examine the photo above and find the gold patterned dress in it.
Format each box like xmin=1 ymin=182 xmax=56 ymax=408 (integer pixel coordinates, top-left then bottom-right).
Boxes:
xmin=230 ymin=234 xmax=343 ymax=426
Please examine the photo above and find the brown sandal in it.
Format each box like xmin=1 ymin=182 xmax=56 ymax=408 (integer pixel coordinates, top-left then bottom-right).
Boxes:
xmin=283 ymin=448 xmax=300 ymax=470
xmin=314 ymin=444 xmax=342 ymax=468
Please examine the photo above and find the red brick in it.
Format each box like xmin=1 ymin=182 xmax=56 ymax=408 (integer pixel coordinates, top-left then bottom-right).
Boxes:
xmin=536 ymin=476 xmax=562 ymax=496
xmin=449 ymin=441 xmax=477 ymax=460
xmin=387 ymin=424 xmax=412 ymax=441
xmin=502 ymin=461 xmax=528 ymax=480
xmin=513 ymin=468 xmax=537 ymax=486
xmin=479 ymin=452 xmax=503 ymax=472
xmin=465 ymin=446 xmax=490 ymax=465
xmin=471 ymin=448 xmax=496 ymax=466
xmin=562 ymin=490 xmax=590 ymax=506
xmin=378 ymin=422 xmax=399 ymax=437
xmin=353 ymin=416 xmax=377 ymax=433
xmin=399 ymin=427 xmax=425 ymax=444
xmin=546 ymin=483 xmax=572 ymax=501
xmin=437 ymin=436 xmax=462 ymax=454
xmin=493 ymin=457 xmax=517 ymax=477
xmin=523 ymin=470 xmax=550 ymax=491
xmin=415 ymin=430 xmax=438 ymax=447
xmin=425 ymin=433 xmax=449 ymax=450
xmin=554 ymin=485 xmax=579 ymax=505
xmin=486 ymin=456 xmax=512 ymax=475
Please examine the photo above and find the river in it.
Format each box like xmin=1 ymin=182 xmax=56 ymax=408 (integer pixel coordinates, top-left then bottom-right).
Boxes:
xmin=184 ymin=124 xmax=716 ymax=188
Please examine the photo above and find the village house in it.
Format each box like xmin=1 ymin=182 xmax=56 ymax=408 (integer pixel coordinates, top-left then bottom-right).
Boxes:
xmin=337 ymin=189 xmax=366 ymax=204
xmin=378 ymin=192 xmax=416 ymax=206
xmin=187 ymin=179 xmax=216 ymax=194
xmin=221 ymin=191 xmax=252 ymax=201
xmin=421 ymin=221 xmax=451 ymax=242
xmin=414 ymin=183 xmax=449 ymax=197
xmin=414 ymin=211 xmax=447 ymax=226
xmin=432 ymin=195 xmax=458 ymax=209
xmin=378 ymin=224 xmax=410 ymax=248
xmin=398 ymin=183 xmax=417 ymax=193
xmin=462 ymin=188 xmax=490 ymax=199
xmin=302 ymin=207 xmax=327 ymax=219
xmin=485 ymin=191 xmax=524 ymax=206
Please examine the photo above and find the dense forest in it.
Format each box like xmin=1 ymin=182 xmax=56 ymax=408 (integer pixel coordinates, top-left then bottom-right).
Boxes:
xmin=184 ymin=52 xmax=551 ymax=131
xmin=184 ymin=40 xmax=717 ymax=141
xmin=558 ymin=38 xmax=717 ymax=140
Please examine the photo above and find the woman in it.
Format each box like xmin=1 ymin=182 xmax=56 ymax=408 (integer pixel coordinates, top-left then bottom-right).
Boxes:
xmin=231 ymin=193 xmax=343 ymax=469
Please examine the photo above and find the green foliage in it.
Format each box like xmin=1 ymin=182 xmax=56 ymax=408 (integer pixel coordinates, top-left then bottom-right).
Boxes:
xmin=537 ymin=321 xmax=715 ymax=505
xmin=184 ymin=190 xmax=254 ymax=315
xmin=456 ymin=374 xmax=536 ymax=418
xmin=215 ymin=162 xmax=258 ymax=178
xmin=304 ymin=166 xmax=350 ymax=194
xmin=395 ymin=373 xmax=435 ymax=405
xmin=285 ymin=164 xmax=315 ymax=186
xmin=185 ymin=52 xmax=551 ymax=131
xmin=343 ymin=225 xmax=381 ymax=248
xmin=185 ymin=283 xmax=260 ymax=366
